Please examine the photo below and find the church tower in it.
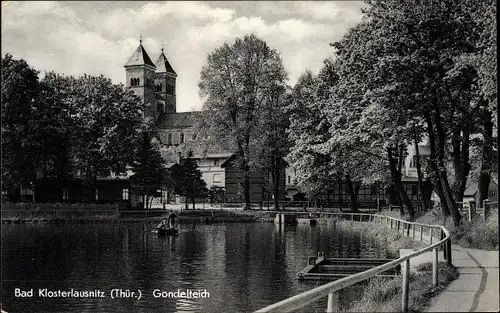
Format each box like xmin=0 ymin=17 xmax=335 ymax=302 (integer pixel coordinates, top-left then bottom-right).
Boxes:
xmin=154 ymin=46 xmax=177 ymax=113
xmin=124 ymin=38 xmax=157 ymax=119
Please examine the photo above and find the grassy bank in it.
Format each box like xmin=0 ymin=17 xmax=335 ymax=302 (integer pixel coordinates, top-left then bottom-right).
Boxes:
xmin=337 ymin=220 xmax=425 ymax=255
xmin=381 ymin=208 xmax=499 ymax=250
xmin=345 ymin=262 xmax=459 ymax=312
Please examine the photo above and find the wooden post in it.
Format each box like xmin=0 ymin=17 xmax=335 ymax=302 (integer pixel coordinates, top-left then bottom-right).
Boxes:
xmin=432 ymin=247 xmax=439 ymax=286
xmin=420 ymin=225 xmax=423 ymax=241
xmin=412 ymin=223 xmax=416 ymax=239
xmin=360 ymin=214 xmax=363 ymax=222
xmin=483 ymin=199 xmax=490 ymax=221
xmin=351 ymin=213 xmax=354 ymax=221
xmin=441 ymin=230 xmax=447 ymax=259
xmin=402 ymin=259 xmax=410 ymax=312
xmin=390 ymin=219 xmax=393 ymax=229
xmin=430 ymin=228 xmax=433 ymax=244
xmin=326 ymin=291 xmax=337 ymax=313
xmin=406 ymin=223 xmax=410 ymax=237
xmin=467 ymin=201 xmax=473 ymax=222
xmin=397 ymin=221 xmax=400 ymax=232
xmin=446 ymin=239 xmax=452 ymax=266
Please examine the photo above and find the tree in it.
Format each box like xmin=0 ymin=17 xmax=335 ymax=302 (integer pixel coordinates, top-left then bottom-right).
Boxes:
xmin=173 ymin=150 xmax=208 ymax=210
xmin=198 ymin=34 xmax=287 ymax=209
xmin=66 ymin=74 xmax=146 ymax=182
xmin=130 ymin=132 xmax=169 ymax=210
xmin=1 ymin=54 xmax=41 ymax=197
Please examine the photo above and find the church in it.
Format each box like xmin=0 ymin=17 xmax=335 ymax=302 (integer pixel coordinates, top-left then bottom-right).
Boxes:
xmin=124 ymin=40 xmax=288 ymax=206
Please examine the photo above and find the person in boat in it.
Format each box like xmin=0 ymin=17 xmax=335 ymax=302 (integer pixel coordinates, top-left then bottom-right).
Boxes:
xmin=167 ymin=210 xmax=177 ymax=229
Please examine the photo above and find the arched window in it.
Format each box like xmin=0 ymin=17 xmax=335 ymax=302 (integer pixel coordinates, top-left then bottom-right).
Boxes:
xmin=167 ymin=133 xmax=172 ymax=145
xmin=137 ymin=78 xmax=140 ymax=86
xmin=130 ymin=78 xmax=133 ymax=86
xmin=180 ymin=133 xmax=184 ymax=144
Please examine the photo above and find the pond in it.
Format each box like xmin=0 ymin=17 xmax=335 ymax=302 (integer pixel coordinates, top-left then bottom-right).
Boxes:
xmin=1 ymin=222 xmax=395 ymax=313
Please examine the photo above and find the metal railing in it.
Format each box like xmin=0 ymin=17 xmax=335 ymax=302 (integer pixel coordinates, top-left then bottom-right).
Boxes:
xmin=255 ymin=212 xmax=451 ymax=313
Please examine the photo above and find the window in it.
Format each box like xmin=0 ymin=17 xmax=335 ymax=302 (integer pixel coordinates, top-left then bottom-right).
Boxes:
xmin=167 ymin=133 xmax=172 ymax=145
xmin=130 ymin=78 xmax=140 ymax=86
xmin=62 ymin=189 xmax=69 ymax=200
xmin=155 ymin=84 xmax=163 ymax=92
xmin=192 ymin=134 xmax=197 ymax=141
xmin=95 ymin=189 xmax=99 ymax=200
xmin=166 ymin=85 xmax=174 ymax=94
xmin=288 ymin=176 xmax=291 ymax=184
xmin=157 ymin=103 xmax=164 ymax=113
xmin=214 ymin=159 xmax=219 ymax=166
xmin=213 ymin=174 xmax=221 ymax=183
xmin=180 ymin=133 xmax=184 ymax=144
xmin=122 ymin=188 xmax=129 ymax=200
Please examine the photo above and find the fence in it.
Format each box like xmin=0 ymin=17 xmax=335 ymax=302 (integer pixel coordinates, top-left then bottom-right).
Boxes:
xmin=457 ymin=199 xmax=498 ymax=221
xmin=254 ymin=212 xmax=451 ymax=313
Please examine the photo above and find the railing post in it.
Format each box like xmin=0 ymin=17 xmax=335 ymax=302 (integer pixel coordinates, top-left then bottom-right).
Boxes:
xmin=406 ymin=223 xmax=410 ymax=237
xmin=430 ymin=227 xmax=433 ymax=244
xmin=441 ymin=230 xmax=447 ymax=259
xmin=326 ymin=291 xmax=338 ymax=313
xmin=446 ymin=239 xmax=452 ymax=266
xmin=397 ymin=221 xmax=400 ymax=232
xmin=390 ymin=219 xmax=393 ymax=229
xmin=432 ymin=247 xmax=439 ymax=286
xmin=420 ymin=225 xmax=423 ymax=241
xmin=412 ymin=223 xmax=416 ymax=239
xmin=483 ymin=199 xmax=490 ymax=220
xmin=402 ymin=259 xmax=410 ymax=312
xmin=467 ymin=201 xmax=473 ymax=222
xmin=351 ymin=213 xmax=354 ymax=221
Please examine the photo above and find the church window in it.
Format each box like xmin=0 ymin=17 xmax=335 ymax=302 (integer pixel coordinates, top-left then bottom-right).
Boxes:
xmin=155 ymin=84 xmax=162 ymax=92
xmin=130 ymin=78 xmax=141 ymax=86
xmin=192 ymin=134 xmax=197 ymax=140
xmin=167 ymin=133 xmax=172 ymax=145
xmin=157 ymin=103 xmax=164 ymax=113
xmin=180 ymin=133 xmax=184 ymax=144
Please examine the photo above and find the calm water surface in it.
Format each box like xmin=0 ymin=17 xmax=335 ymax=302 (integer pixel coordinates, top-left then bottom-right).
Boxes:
xmin=2 ymin=222 xmax=394 ymax=313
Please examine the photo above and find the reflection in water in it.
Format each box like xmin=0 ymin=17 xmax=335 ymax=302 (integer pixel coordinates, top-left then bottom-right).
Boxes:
xmin=1 ymin=222 xmax=393 ymax=313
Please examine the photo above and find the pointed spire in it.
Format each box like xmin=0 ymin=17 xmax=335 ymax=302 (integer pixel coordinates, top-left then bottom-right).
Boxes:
xmin=155 ymin=46 xmax=177 ymax=76
xmin=124 ymin=38 xmax=156 ymax=68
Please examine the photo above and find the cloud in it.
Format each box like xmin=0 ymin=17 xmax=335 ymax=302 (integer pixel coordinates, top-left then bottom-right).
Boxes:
xmin=1 ymin=1 xmax=364 ymax=111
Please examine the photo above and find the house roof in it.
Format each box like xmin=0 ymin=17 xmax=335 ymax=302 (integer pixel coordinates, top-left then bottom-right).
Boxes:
xmin=155 ymin=51 xmax=177 ymax=76
xmin=192 ymin=153 xmax=233 ymax=160
xmin=156 ymin=112 xmax=202 ymax=129
xmin=124 ymin=43 xmax=156 ymax=68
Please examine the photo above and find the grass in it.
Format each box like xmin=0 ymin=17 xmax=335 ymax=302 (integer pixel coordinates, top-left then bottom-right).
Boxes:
xmin=337 ymin=220 xmax=425 ymax=255
xmin=381 ymin=208 xmax=499 ymax=250
xmin=344 ymin=262 xmax=459 ymax=312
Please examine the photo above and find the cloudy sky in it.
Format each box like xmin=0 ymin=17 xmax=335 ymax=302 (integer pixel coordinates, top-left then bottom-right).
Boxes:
xmin=2 ymin=1 xmax=365 ymax=112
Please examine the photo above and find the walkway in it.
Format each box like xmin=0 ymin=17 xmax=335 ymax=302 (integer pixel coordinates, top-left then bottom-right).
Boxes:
xmin=424 ymin=245 xmax=499 ymax=312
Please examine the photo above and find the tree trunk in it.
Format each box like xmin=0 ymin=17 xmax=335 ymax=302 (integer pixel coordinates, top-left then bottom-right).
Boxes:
xmin=388 ymin=147 xmax=415 ymax=219
xmin=192 ymin=197 xmax=196 ymax=210
xmin=346 ymin=176 xmax=359 ymax=212
xmin=433 ymin=102 xmax=461 ymax=226
xmin=451 ymin=129 xmax=471 ymax=203
xmin=273 ymin=156 xmax=281 ymax=212
xmin=423 ymin=110 xmax=451 ymax=217
xmin=478 ymin=109 xmax=493 ymax=207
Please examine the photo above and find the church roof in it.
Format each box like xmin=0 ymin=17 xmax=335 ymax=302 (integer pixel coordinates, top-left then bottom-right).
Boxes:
xmin=156 ymin=112 xmax=202 ymax=129
xmin=124 ymin=43 xmax=156 ymax=68
xmin=155 ymin=51 xmax=177 ymax=76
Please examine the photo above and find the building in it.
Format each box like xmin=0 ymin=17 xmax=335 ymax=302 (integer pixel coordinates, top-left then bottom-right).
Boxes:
xmin=125 ymin=40 xmax=286 ymax=205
